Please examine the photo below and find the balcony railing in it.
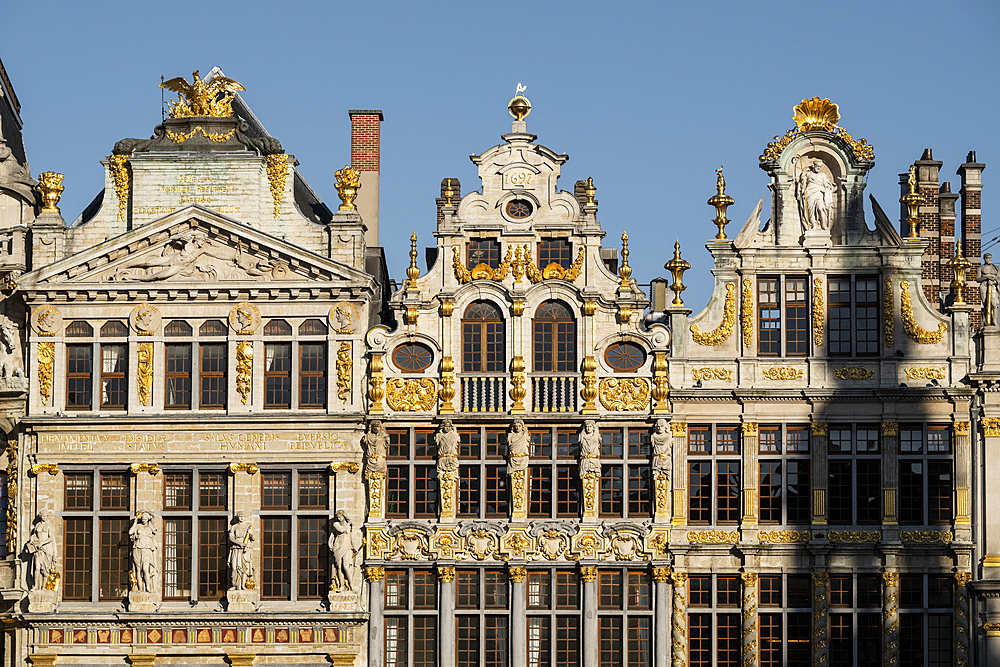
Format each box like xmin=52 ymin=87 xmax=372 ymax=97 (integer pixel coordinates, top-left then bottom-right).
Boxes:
xmin=530 ymin=375 xmax=578 ymax=413
xmin=460 ymin=376 xmax=507 ymax=412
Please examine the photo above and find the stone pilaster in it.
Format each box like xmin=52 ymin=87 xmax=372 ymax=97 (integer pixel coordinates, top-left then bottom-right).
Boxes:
xmin=740 ymin=572 xmax=758 ymax=667
xmin=955 ymin=572 xmax=971 ymax=667
xmin=882 ymin=572 xmax=898 ymax=667
xmin=983 ymin=417 xmax=1000 ymax=577
xmin=670 ymin=572 xmax=687 ymax=667
xmin=812 ymin=573 xmax=829 ymax=667
xmin=955 ymin=422 xmax=972 ymax=533
xmin=881 ymin=422 xmax=898 ymax=526
xmin=670 ymin=423 xmax=687 ymax=525
xmin=366 ymin=473 xmax=384 ymax=520
xmin=439 ymin=471 xmax=456 ymax=519
xmin=653 ymin=568 xmax=672 ymax=667
xmin=511 ymin=566 xmax=528 ymax=667
xmin=810 ymin=423 xmax=828 ymax=525
xmin=510 ymin=469 xmax=527 ymax=520
xmin=439 ymin=566 xmax=456 ymax=667
xmin=740 ymin=423 xmax=758 ymax=527
xmin=365 ymin=566 xmax=384 ymax=667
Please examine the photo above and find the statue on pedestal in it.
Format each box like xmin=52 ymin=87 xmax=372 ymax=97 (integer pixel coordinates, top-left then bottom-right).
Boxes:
xmin=652 ymin=419 xmax=672 ymax=477
xmin=24 ymin=511 xmax=55 ymax=591
xmin=794 ymin=157 xmax=835 ymax=233
xmin=228 ymin=511 xmax=254 ymax=591
xmin=579 ymin=420 xmax=601 ymax=478
xmin=979 ymin=253 xmax=999 ymax=326
xmin=436 ymin=419 xmax=459 ymax=476
xmin=362 ymin=420 xmax=388 ymax=480
xmin=507 ymin=419 xmax=529 ymax=473
xmin=129 ymin=511 xmax=158 ymax=593
xmin=328 ymin=510 xmax=362 ymax=592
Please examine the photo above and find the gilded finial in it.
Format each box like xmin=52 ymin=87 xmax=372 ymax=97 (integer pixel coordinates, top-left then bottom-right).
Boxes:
xmin=584 ymin=177 xmax=596 ymax=206
xmin=334 ymin=165 xmax=362 ymax=211
xmin=792 ymin=97 xmax=840 ymax=132
xmin=37 ymin=172 xmax=65 ymax=214
xmin=444 ymin=178 xmax=456 ymax=206
xmin=619 ymin=231 xmax=632 ymax=288
xmin=159 ymin=70 xmax=245 ymax=118
xmin=508 ymin=83 xmax=531 ymax=122
xmin=406 ymin=232 xmax=420 ymax=287
xmin=707 ymin=166 xmax=734 ymax=241
xmin=946 ymin=239 xmax=973 ymax=304
xmin=664 ymin=240 xmax=691 ymax=306
xmin=900 ymin=164 xmax=922 ymax=239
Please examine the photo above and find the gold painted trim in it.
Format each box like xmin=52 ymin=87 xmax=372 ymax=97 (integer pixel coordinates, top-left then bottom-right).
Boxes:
xmin=130 ymin=463 xmax=160 ymax=475
xmin=236 ymin=341 xmax=253 ymax=405
xmin=108 ymin=155 xmax=131 ymax=222
xmin=229 ymin=462 xmax=259 ymax=474
xmin=900 ymin=281 xmax=947 ymax=344
xmin=265 ymin=154 xmax=289 ymax=219
xmin=330 ymin=462 xmax=359 ymax=474
xmin=741 ymin=278 xmax=753 ymax=347
xmin=691 ymin=282 xmax=736 ymax=346
xmin=29 ymin=464 xmax=58 ymax=476
xmin=598 ymin=377 xmax=650 ymax=411
xmin=37 ymin=341 xmax=54 ymax=405
xmin=137 ymin=342 xmax=153 ymax=406
xmin=812 ymin=277 xmax=823 ymax=346
xmin=884 ymin=277 xmax=894 ymax=346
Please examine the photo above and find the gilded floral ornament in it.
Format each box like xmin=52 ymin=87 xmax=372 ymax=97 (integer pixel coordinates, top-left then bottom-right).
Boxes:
xmin=4 ymin=440 xmax=14 ymax=554
xmin=336 ymin=341 xmax=352 ymax=402
xmin=454 ymin=246 xmax=513 ymax=283
xmin=900 ymin=530 xmax=953 ymax=543
xmin=230 ymin=462 xmax=260 ymax=474
xmin=812 ymin=278 xmax=824 ymax=346
xmin=108 ymin=155 xmax=131 ymax=222
xmin=759 ymin=97 xmax=874 ymax=163
xmin=884 ymin=277 xmax=894 ymax=346
xmin=691 ymin=367 xmax=733 ymax=381
xmin=235 ymin=341 xmax=253 ymax=405
xmin=741 ymin=279 xmax=753 ymax=347
xmin=900 ymin=281 xmax=947 ymax=344
xmin=160 ymin=70 xmax=245 ymax=118
xmin=687 ymin=530 xmax=740 ymax=544
xmin=833 ymin=367 xmax=874 ymax=380
xmin=136 ymin=342 xmax=153 ymax=406
xmin=165 ymin=126 xmax=238 ymax=144
xmin=37 ymin=172 xmax=64 ymax=214
xmin=598 ymin=378 xmax=650 ymax=411
xmin=827 ymin=530 xmax=881 ymax=543
xmin=266 ymin=154 xmax=289 ymax=219
xmin=760 ymin=366 xmax=803 ymax=380
xmin=903 ymin=366 xmax=946 ymax=380
xmin=29 ymin=464 xmax=59 ymax=476
xmin=130 ymin=463 xmax=161 ymax=475
xmin=385 ymin=378 xmax=437 ymax=411
xmin=37 ymin=341 xmax=54 ymax=405
xmin=793 ymin=97 xmax=840 ymax=131
xmin=690 ymin=282 xmax=736 ymax=346
xmin=758 ymin=530 xmax=810 ymax=544
xmin=334 ymin=165 xmax=362 ymax=211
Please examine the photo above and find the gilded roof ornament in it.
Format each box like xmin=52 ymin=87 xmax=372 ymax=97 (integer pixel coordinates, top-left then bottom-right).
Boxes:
xmin=508 ymin=83 xmax=531 ymax=122
xmin=707 ymin=166 xmax=734 ymax=241
xmin=618 ymin=231 xmax=633 ymax=288
xmin=159 ymin=70 xmax=246 ymax=118
xmin=793 ymin=97 xmax=839 ymax=131
xmin=334 ymin=165 xmax=362 ymax=211
xmin=759 ymin=98 xmax=874 ymax=164
xmin=664 ymin=240 xmax=690 ymax=306
xmin=406 ymin=232 xmax=420 ymax=287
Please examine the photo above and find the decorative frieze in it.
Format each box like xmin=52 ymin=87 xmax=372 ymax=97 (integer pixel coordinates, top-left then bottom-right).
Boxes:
xmin=385 ymin=378 xmax=436 ymax=411
xmin=760 ymin=366 xmax=803 ymax=380
xmin=827 ymin=530 xmax=881 ymax=543
xmin=687 ymin=530 xmax=740 ymax=544
xmin=900 ymin=530 xmax=953 ymax=543
xmin=758 ymin=530 xmax=810 ymax=544
xmin=691 ymin=367 xmax=733 ymax=381
xmin=833 ymin=366 xmax=874 ymax=380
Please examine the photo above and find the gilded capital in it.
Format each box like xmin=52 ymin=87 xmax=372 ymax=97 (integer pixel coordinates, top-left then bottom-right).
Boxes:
xmin=985 ymin=622 xmax=1000 ymax=637
xmin=330 ymin=461 xmax=360 ymax=474
xmin=955 ymin=572 xmax=972 ymax=587
xmin=812 ymin=572 xmax=829 ymax=586
xmin=579 ymin=566 xmax=598 ymax=583
xmin=364 ymin=566 xmax=385 ymax=583
xmin=29 ymin=464 xmax=59 ymax=476
xmin=740 ymin=572 xmax=758 ymax=586
xmin=670 ymin=422 xmax=687 ymax=437
xmin=438 ymin=566 xmax=456 ymax=583
xmin=652 ymin=567 xmax=672 ymax=583
xmin=509 ymin=566 xmax=527 ymax=583
xmin=984 ymin=418 xmax=1000 ymax=438
xmin=130 ymin=462 xmax=161 ymax=476
xmin=954 ymin=421 xmax=970 ymax=436
xmin=882 ymin=572 xmax=898 ymax=587
xmin=669 ymin=572 xmax=688 ymax=587
xmin=741 ymin=422 xmax=758 ymax=437
xmin=810 ymin=422 xmax=828 ymax=436
xmin=228 ymin=462 xmax=259 ymax=475
xmin=881 ymin=421 xmax=898 ymax=437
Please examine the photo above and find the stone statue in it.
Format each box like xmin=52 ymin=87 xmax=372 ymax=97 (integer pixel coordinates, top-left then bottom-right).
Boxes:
xmin=328 ymin=510 xmax=362 ymax=592
xmin=109 ymin=231 xmax=278 ymax=282
xmin=24 ymin=510 xmax=55 ymax=591
xmin=0 ymin=315 xmax=24 ymax=379
xmin=979 ymin=253 xmax=1000 ymax=326
xmin=363 ymin=420 xmax=388 ymax=480
xmin=436 ymin=419 xmax=459 ymax=476
xmin=228 ymin=511 xmax=254 ymax=591
xmin=795 ymin=158 xmax=836 ymax=232
xmin=507 ymin=419 xmax=529 ymax=473
xmin=652 ymin=419 xmax=672 ymax=476
xmin=579 ymin=420 xmax=601 ymax=477
xmin=129 ymin=511 xmax=158 ymax=593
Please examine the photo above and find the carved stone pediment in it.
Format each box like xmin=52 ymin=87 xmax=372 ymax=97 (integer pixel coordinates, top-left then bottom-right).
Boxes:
xmin=18 ymin=206 xmax=374 ymax=291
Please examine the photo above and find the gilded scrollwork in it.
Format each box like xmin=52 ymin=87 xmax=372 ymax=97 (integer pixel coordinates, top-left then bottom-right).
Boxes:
xmin=832 ymin=366 xmax=874 ymax=380
xmin=136 ymin=342 xmax=153 ymax=406
xmin=900 ymin=530 xmax=953 ymax=543
xmin=37 ymin=341 xmax=54 ymax=405
xmin=759 ymin=98 xmax=874 ymax=163
xmin=903 ymin=366 xmax=946 ymax=380
xmin=884 ymin=277 xmax=894 ymax=346
xmin=827 ymin=530 xmax=881 ymax=543
xmin=687 ymin=530 xmax=740 ymax=544
xmin=691 ymin=367 xmax=733 ymax=381
xmin=229 ymin=462 xmax=259 ymax=474
xmin=690 ymin=282 xmax=736 ymax=346
xmin=741 ymin=278 xmax=753 ymax=348
xmin=235 ymin=341 xmax=253 ymax=405
xmin=899 ymin=281 xmax=947 ymax=344
xmin=760 ymin=366 xmax=803 ymax=380
xmin=758 ymin=530 xmax=811 ymax=544
xmin=108 ymin=155 xmax=131 ymax=222
xmin=336 ymin=341 xmax=351 ymax=402
xmin=385 ymin=378 xmax=437 ymax=411
xmin=598 ymin=377 xmax=650 ymax=411
xmin=5 ymin=440 xmax=15 ymax=555
xmin=130 ymin=463 xmax=160 ymax=475
xmin=812 ymin=277 xmax=823 ymax=346
xmin=266 ymin=154 xmax=289 ymax=219
xmin=29 ymin=464 xmax=59 ymax=476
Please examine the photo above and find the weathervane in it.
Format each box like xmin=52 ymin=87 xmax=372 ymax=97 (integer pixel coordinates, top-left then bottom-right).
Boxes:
xmin=508 ymin=83 xmax=531 ymax=122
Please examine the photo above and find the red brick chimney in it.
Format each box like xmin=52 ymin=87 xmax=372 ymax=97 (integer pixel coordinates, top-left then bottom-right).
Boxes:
xmin=959 ymin=151 xmax=986 ymax=325
xmin=349 ymin=110 xmax=383 ymax=247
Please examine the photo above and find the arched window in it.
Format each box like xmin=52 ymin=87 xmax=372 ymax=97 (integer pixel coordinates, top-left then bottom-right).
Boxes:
xmin=462 ymin=301 xmax=505 ymax=373
xmin=533 ymin=300 xmax=576 ymax=372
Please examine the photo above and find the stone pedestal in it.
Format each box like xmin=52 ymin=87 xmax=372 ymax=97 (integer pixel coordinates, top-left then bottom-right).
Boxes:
xmin=981 ymin=327 xmax=1000 ymax=372
xmin=802 ymin=229 xmax=831 ymax=248
xmin=226 ymin=588 xmax=259 ymax=612
xmin=128 ymin=590 xmax=157 ymax=612
xmin=328 ymin=590 xmax=362 ymax=613
xmin=27 ymin=589 xmax=58 ymax=613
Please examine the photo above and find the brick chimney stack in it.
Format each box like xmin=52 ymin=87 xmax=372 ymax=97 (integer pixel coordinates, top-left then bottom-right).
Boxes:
xmin=915 ymin=149 xmax=943 ymax=306
xmin=959 ymin=151 xmax=986 ymax=324
xmin=349 ymin=110 xmax=383 ymax=247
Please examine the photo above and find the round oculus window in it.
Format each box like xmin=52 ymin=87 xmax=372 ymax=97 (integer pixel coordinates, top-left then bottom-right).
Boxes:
xmin=505 ymin=199 xmax=533 ymax=220
xmin=605 ymin=342 xmax=647 ymax=372
xmin=392 ymin=342 xmax=434 ymax=373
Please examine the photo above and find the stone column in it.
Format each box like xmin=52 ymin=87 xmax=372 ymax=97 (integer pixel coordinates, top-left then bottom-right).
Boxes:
xmin=955 ymin=572 xmax=971 ymax=667
xmin=365 ymin=566 xmax=384 ymax=667
xmin=812 ymin=573 xmax=829 ymax=667
xmin=810 ymin=423 xmax=828 ymax=525
xmin=670 ymin=572 xmax=688 ymax=667
xmin=881 ymin=422 xmax=899 ymax=526
xmin=653 ymin=568 xmax=672 ymax=667
xmin=511 ymin=566 xmax=528 ymax=667
xmin=670 ymin=423 xmax=687 ymax=525
xmin=955 ymin=422 xmax=972 ymax=535
xmin=741 ymin=573 xmax=758 ymax=667
xmin=740 ymin=423 xmax=759 ymax=527
xmin=580 ymin=566 xmax=598 ymax=667
xmin=882 ymin=572 xmax=898 ymax=667
xmin=439 ymin=566 xmax=456 ymax=667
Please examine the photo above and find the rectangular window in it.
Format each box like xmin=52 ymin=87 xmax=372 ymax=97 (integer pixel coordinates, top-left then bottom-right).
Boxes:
xmin=787 ymin=613 xmax=811 ymax=666
xmin=856 ymin=460 xmax=881 ymax=524
xmin=758 ymin=277 xmax=781 ymax=356
xmin=855 ymin=276 xmax=879 ymax=356
xmin=414 ymin=617 xmax=437 ymax=667
xmin=717 ymin=461 xmax=740 ymax=523
xmin=598 ymin=617 xmax=623 ymax=667
xmin=66 ymin=344 xmax=93 ymax=409
xmin=261 ymin=516 xmax=291 ymax=599
xmin=468 ymin=238 xmax=501 ymax=269
xmin=786 ymin=460 xmax=810 ymax=524
xmin=485 ymin=617 xmax=508 ymax=667
xmin=485 ymin=464 xmax=507 ymax=517
xmin=457 ymin=616 xmax=480 ymax=667
xmin=99 ymin=517 xmax=129 ymax=599
xmin=63 ymin=517 xmax=93 ymax=600
xmin=527 ymin=616 xmax=551 ymax=667
xmin=858 ymin=613 xmax=881 ymax=667
xmin=689 ymin=613 xmax=711 ymax=667
xmin=627 ymin=464 xmax=650 ymax=516
xmin=298 ymin=516 xmax=329 ymax=599
xmin=900 ymin=460 xmax=924 ymax=524
xmin=759 ymin=426 xmax=780 ymax=453
xmin=600 ymin=465 xmax=623 ymax=517
xmin=198 ymin=516 xmax=228 ymax=598
xmin=927 ymin=613 xmax=953 ymax=666
xmin=458 ymin=465 xmax=481 ymax=517
xmin=689 ymin=426 xmax=710 ymax=454
xmin=716 ymin=427 xmax=739 ymax=454
xmin=385 ymin=617 xmax=407 ymax=667
xmin=830 ymin=613 xmax=852 ymax=667
xmin=899 ymin=614 xmax=922 ymax=666
xmin=599 ymin=571 xmax=623 ymax=610
xmin=828 ymin=461 xmax=852 ymax=525
xmin=163 ymin=517 xmax=192 ymax=599
xmin=759 ymin=460 xmax=781 ymax=523
xmin=299 ymin=342 xmax=327 ymax=408
xmin=165 ymin=343 xmax=192 ymax=408
xmin=760 ymin=613 xmax=781 ymax=667
xmin=485 ymin=569 xmax=508 ymax=608
xmin=627 ymin=617 xmax=652 ymax=667
xmin=828 ymin=277 xmax=852 ymax=356
xmin=199 ymin=343 xmax=227 ymax=408
xmin=529 ymin=466 xmax=552 ymax=517
xmin=785 ymin=277 xmax=808 ymax=355
xmin=539 ymin=238 xmax=573 ymax=269
xmin=928 ymin=460 xmax=953 ymax=524
xmin=265 ymin=342 xmax=292 ymax=408
xmin=556 ymin=465 xmax=579 ymax=517
xmin=717 ymin=614 xmax=740 ymax=667
xmin=556 ymin=616 xmax=580 ymax=667
xmin=528 ymin=571 xmax=551 ymax=608
xmin=413 ymin=466 xmax=438 ymax=518
xmin=100 ymin=343 xmax=127 ymax=409
xmin=787 ymin=426 xmax=810 ymax=453
xmin=387 ymin=466 xmax=408 ymax=518
xmin=688 ymin=461 xmax=711 ymax=524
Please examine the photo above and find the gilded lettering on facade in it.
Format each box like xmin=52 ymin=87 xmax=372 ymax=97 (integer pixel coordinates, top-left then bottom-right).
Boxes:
xmin=690 ymin=282 xmax=736 ymax=346
xmin=691 ymin=367 xmax=733 ymax=381
xmin=336 ymin=341 xmax=351 ymax=402
xmin=235 ymin=341 xmax=253 ymax=405
xmin=598 ymin=377 xmax=650 ymax=411
xmin=900 ymin=281 xmax=947 ymax=344
xmin=833 ymin=366 xmax=874 ymax=380
xmin=760 ymin=366 xmax=803 ymax=380
xmin=385 ymin=378 xmax=437 ymax=411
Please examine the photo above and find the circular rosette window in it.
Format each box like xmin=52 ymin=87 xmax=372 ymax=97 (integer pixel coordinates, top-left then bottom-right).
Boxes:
xmin=604 ymin=341 xmax=647 ymax=372
xmin=504 ymin=199 xmax=533 ymax=220
xmin=392 ymin=342 xmax=434 ymax=373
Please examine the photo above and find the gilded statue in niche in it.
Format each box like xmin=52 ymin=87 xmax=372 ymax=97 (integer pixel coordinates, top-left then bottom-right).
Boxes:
xmin=792 ymin=156 xmax=835 ymax=232
xmin=129 ymin=511 xmax=158 ymax=593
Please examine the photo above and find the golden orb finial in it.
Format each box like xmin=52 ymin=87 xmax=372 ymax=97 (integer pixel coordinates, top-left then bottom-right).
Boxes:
xmin=508 ymin=83 xmax=531 ymax=122
xmin=618 ymin=231 xmax=632 ymax=288
xmin=707 ymin=166 xmax=735 ymax=241
xmin=664 ymin=240 xmax=691 ymax=306
xmin=406 ymin=232 xmax=420 ymax=287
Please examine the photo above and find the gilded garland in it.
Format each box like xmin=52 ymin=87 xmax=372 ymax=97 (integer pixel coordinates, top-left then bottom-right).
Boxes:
xmin=741 ymin=278 xmax=753 ymax=348
xmin=108 ymin=155 xmax=131 ymax=222
xmin=598 ymin=378 xmax=650 ymax=411
xmin=761 ymin=366 xmax=803 ymax=380
xmin=165 ymin=126 xmax=238 ymax=144
xmin=812 ymin=277 xmax=823 ymax=346
xmin=136 ymin=342 xmax=153 ymax=406
xmin=37 ymin=341 xmax=54 ymax=405
xmin=235 ymin=341 xmax=253 ymax=405
xmin=266 ymin=154 xmax=290 ymax=219
xmin=336 ymin=341 xmax=352 ymax=402
xmin=759 ymin=98 xmax=875 ymax=163
xmin=883 ymin=277 xmax=894 ymax=346
xmin=833 ymin=367 xmax=874 ymax=380
xmin=900 ymin=281 xmax=947 ymax=344
xmin=5 ymin=440 xmax=15 ymax=554
xmin=690 ymin=282 xmax=736 ymax=346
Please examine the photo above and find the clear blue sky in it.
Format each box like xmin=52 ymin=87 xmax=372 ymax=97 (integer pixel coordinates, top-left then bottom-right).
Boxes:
xmin=4 ymin=1 xmax=998 ymax=310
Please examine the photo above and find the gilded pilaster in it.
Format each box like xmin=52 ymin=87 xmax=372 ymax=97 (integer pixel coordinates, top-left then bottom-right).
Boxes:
xmin=741 ymin=422 xmax=759 ymax=526
xmin=881 ymin=422 xmax=898 ymax=525
xmin=882 ymin=572 xmax=898 ymax=667
xmin=510 ymin=469 xmax=527 ymax=519
xmin=367 ymin=351 xmax=385 ymax=414
xmin=812 ymin=573 xmax=829 ymax=667
xmin=651 ymin=351 xmax=669 ymax=414
xmin=810 ymin=423 xmax=828 ymax=525
xmin=671 ymin=422 xmax=687 ymax=525
xmin=740 ymin=572 xmax=758 ymax=667
xmin=582 ymin=471 xmax=599 ymax=519
xmin=955 ymin=572 xmax=971 ymax=666
xmin=954 ymin=421 xmax=971 ymax=527
xmin=670 ymin=572 xmax=687 ymax=667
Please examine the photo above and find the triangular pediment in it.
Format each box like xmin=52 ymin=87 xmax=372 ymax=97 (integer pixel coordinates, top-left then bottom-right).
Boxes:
xmin=19 ymin=205 xmax=373 ymax=290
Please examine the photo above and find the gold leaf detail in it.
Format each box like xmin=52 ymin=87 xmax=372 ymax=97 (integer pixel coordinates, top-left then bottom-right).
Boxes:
xmin=37 ymin=341 xmax=54 ymax=405
xmin=884 ymin=277 xmax=894 ymax=346
xmin=741 ymin=279 xmax=753 ymax=348
xmin=136 ymin=342 xmax=153 ymax=406
xmin=236 ymin=341 xmax=253 ymax=405
xmin=899 ymin=281 xmax=947 ymax=344
xmin=690 ymin=282 xmax=736 ymax=346
xmin=832 ymin=367 xmax=874 ymax=380
xmin=687 ymin=530 xmax=740 ymax=544
xmin=793 ymin=97 xmax=840 ymax=131
xmin=813 ymin=278 xmax=824 ymax=346
xmin=691 ymin=367 xmax=733 ymax=381
xmin=266 ymin=154 xmax=289 ymax=219
xmin=900 ymin=530 xmax=953 ymax=543
xmin=598 ymin=377 xmax=650 ymax=411
xmin=452 ymin=247 xmax=472 ymax=283
xmin=827 ymin=530 xmax=881 ymax=543
xmin=385 ymin=378 xmax=437 ymax=411
xmin=903 ymin=366 xmax=946 ymax=380
xmin=108 ymin=155 xmax=131 ymax=222
xmin=761 ymin=366 xmax=803 ymax=380
xmin=336 ymin=341 xmax=352 ymax=402
xmin=758 ymin=530 xmax=811 ymax=544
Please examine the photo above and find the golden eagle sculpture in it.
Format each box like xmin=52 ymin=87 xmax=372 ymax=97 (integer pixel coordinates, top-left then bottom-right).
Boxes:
xmin=159 ymin=70 xmax=246 ymax=118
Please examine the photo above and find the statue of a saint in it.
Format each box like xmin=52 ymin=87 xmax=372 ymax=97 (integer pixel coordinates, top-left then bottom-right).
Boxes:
xmin=24 ymin=511 xmax=55 ymax=591
xmin=652 ymin=419 xmax=672 ymax=476
xmin=328 ymin=510 xmax=362 ymax=592
xmin=795 ymin=158 xmax=836 ymax=232
xmin=579 ymin=420 xmax=601 ymax=478
xmin=436 ymin=419 xmax=459 ymax=476
xmin=362 ymin=420 xmax=388 ymax=480
xmin=507 ymin=419 xmax=529 ymax=473
xmin=228 ymin=511 xmax=254 ymax=591
xmin=979 ymin=253 xmax=1000 ymax=326
xmin=129 ymin=511 xmax=158 ymax=593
